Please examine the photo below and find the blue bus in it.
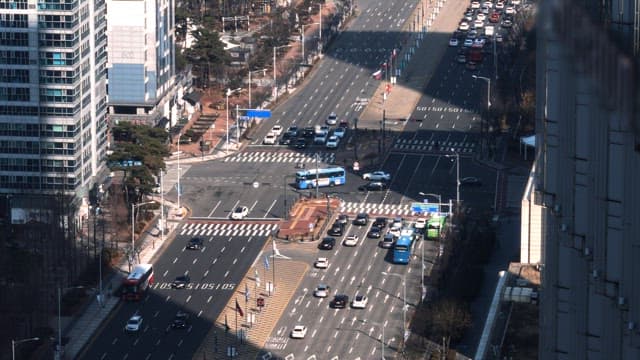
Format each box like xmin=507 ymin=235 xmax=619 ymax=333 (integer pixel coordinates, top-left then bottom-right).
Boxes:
xmin=295 ymin=166 xmax=346 ymax=189
xmin=393 ymin=235 xmax=414 ymax=264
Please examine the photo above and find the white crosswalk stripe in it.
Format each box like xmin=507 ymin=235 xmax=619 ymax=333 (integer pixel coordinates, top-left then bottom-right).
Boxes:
xmin=180 ymin=223 xmax=279 ymax=237
xmin=392 ymin=139 xmax=477 ymax=154
xmin=223 ymin=151 xmax=336 ymax=164
xmin=339 ymin=202 xmax=414 ymax=216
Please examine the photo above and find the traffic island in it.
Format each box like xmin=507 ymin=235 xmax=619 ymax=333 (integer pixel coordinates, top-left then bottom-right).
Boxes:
xmin=276 ymin=197 xmax=342 ymax=242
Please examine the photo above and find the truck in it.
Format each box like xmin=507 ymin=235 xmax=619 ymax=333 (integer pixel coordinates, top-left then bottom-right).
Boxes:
xmin=484 ymin=25 xmax=495 ymax=37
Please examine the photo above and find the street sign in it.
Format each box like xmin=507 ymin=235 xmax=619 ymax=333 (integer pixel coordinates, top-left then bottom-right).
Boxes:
xmin=411 ymin=202 xmax=439 ymax=214
xmin=240 ymin=109 xmax=272 ymax=118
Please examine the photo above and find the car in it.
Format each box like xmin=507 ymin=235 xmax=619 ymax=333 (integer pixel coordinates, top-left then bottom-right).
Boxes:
xmin=325 ymin=135 xmax=340 ymax=149
xmin=373 ymin=216 xmax=388 ymax=228
xmin=294 ymin=138 xmax=307 ymax=149
xmin=414 ymin=218 xmax=427 ymax=230
xmin=367 ymin=226 xmax=382 ymax=239
xmin=171 ymin=311 xmax=190 ymax=329
xmin=495 ymin=33 xmax=504 ymax=42
xmin=290 ymin=325 xmax=307 ymax=339
xmin=501 ymin=19 xmax=513 ymax=27
xmin=319 ymin=237 xmax=336 ymax=250
xmin=332 ymin=127 xmax=346 ymax=138
xmin=511 ymin=0 xmax=521 ymax=5
xmin=286 ymin=126 xmax=299 ymax=137
xmin=481 ymin=5 xmax=490 ymax=14
xmin=460 ymin=176 xmax=483 ymax=186
xmin=458 ymin=21 xmax=470 ymax=31
xmin=463 ymin=39 xmax=474 ymax=47
xmin=314 ymin=283 xmax=331 ymax=297
xmin=495 ymin=1 xmax=505 ymax=9
xmin=339 ymin=118 xmax=349 ymax=128
xmin=489 ymin=12 xmax=501 ymax=22
xmin=171 ymin=275 xmax=191 ymax=289
xmin=326 ymin=112 xmax=338 ymax=125
xmin=474 ymin=38 xmax=486 ymax=46
xmin=483 ymin=0 xmax=493 ymax=8
xmin=330 ymin=294 xmax=349 ymax=309
xmin=474 ymin=19 xmax=484 ymax=28
xmin=380 ymin=233 xmax=395 ymax=248
xmin=466 ymin=61 xmax=479 ymax=70
xmin=392 ymin=217 xmax=404 ymax=228
xmin=263 ymin=132 xmax=277 ymax=145
xmin=463 ymin=13 xmax=473 ymax=22
xmin=353 ymin=213 xmax=369 ymax=226
xmin=456 ymin=54 xmax=467 ymax=63
xmin=125 ymin=315 xmax=143 ymax=332
xmin=230 ymin=206 xmax=249 ymax=220
xmin=186 ymin=237 xmax=203 ymax=250
xmin=362 ymin=171 xmax=391 ymax=181
xmin=343 ymin=234 xmax=359 ymax=246
xmin=351 ymin=294 xmax=368 ymax=309
xmin=279 ymin=133 xmax=293 ymax=145
xmin=313 ymin=133 xmax=328 ymax=145
xmin=476 ymin=13 xmax=486 ymax=21
xmin=270 ymin=125 xmax=283 ymax=136
xmin=358 ymin=181 xmax=388 ymax=191
xmin=468 ymin=29 xmax=479 ymax=38
xmin=328 ymin=222 xmax=344 ymax=236
xmin=337 ymin=214 xmax=349 ymax=225
xmin=505 ymin=6 xmax=516 ymax=14
xmin=315 ymin=257 xmax=329 ymax=268
xmin=470 ymin=1 xmax=480 ymax=8
xmin=302 ymin=127 xmax=315 ymax=138
xmin=448 ymin=38 xmax=459 ymax=46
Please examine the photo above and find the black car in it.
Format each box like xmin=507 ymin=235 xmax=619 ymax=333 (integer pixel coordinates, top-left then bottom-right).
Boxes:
xmin=286 ymin=126 xmax=299 ymax=137
xmin=294 ymin=138 xmax=307 ymax=149
xmin=358 ymin=181 xmax=388 ymax=191
xmin=353 ymin=213 xmax=369 ymax=226
xmin=373 ymin=217 xmax=388 ymax=228
xmin=186 ymin=237 xmax=203 ymax=250
xmin=367 ymin=226 xmax=382 ymax=239
xmin=302 ymin=127 xmax=315 ymax=138
xmin=279 ymin=133 xmax=293 ymax=145
xmin=319 ymin=237 xmax=336 ymax=250
xmin=171 ymin=311 xmax=190 ymax=329
xmin=460 ymin=177 xmax=483 ymax=186
xmin=336 ymin=214 xmax=349 ymax=225
xmin=327 ymin=222 xmax=344 ymax=236
xmin=330 ymin=294 xmax=349 ymax=309
xmin=171 ymin=275 xmax=191 ymax=289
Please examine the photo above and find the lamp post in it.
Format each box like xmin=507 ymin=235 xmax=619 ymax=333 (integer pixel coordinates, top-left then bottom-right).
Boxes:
xmin=472 ymin=75 xmax=491 ymax=110
xmin=131 ymin=200 xmax=155 ymax=264
xmin=315 ymin=153 xmax=320 ymax=198
xmin=226 ymin=88 xmax=243 ymax=153
xmin=300 ymin=22 xmax=320 ymax=65
xmin=358 ymin=319 xmax=385 ymax=359
xmin=273 ymin=45 xmax=292 ymax=102
xmin=248 ymin=68 xmax=267 ymax=110
xmin=317 ymin=3 xmax=323 ymax=54
xmin=381 ymin=271 xmax=406 ymax=341
xmin=176 ymin=133 xmax=181 ymax=213
xmin=444 ymin=153 xmax=460 ymax=209
xmin=283 ymin=175 xmax=295 ymax=220
xmin=418 ymin=192 xmax=443 ymax=214
xmin=12 ymin=337 xmax=39 ymax=360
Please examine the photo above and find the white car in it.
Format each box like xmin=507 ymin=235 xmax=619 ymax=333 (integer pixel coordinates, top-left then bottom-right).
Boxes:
xmin=332 ymin=127 xmax=346 ymax=138
xmin=474 ymin=38 xmax=486 ymax=46
xmin=326 ymin=112 xmax=338 ymax=125
xmin=470 ymin=1 xmax=480 ymax=8
xmin=230 ymin=206 xmax=249 ymax=220
xmin=495 ymin=1 xmax=505 ymax=9
xmin=483 ymin=1 xmax=493 ymax=8
xmin=474 ymin=19 xmax=484 ymax=28
xmin=343 ymin=234 xmax=359 ymax=247
xmin=351 ymin=294 xmax=368 ymax=309
xmin=325 ymin=135 xmax=340 ymax=149
xmin=315 ymin=257 xmax=329 ymax=269
xmin=463 ymin=39 xmax=474 ymax=47
xmin=362 ymin=171 xmax=391 ymax=181
xmin=414 ymin=218 xmax=427 ymax=230
xmin=505 ymin=6 xmax=516 ymax=14
xmin=314 ymin=284 xmax=330 ymax=297
xmin=291 ymin=325 xmax=307 ymax=339
xmin=125 ymin=315 xmax=143 ymax=332
xmin=270 ymin=125 xmax=283 ymax=136
xmin=263 ymin=132 xmax=277 ymax=145
xmin=476 ymin=13 xmax=486 ymax=21
xmin=448 ymin=38 xmax=459 ymax=46
xmin=458 ymin=22 xmax=470 ymax=31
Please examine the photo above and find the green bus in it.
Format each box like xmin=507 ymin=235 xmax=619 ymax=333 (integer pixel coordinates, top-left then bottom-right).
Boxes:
xmin=426 ymin=216 xmax=447 ymax=240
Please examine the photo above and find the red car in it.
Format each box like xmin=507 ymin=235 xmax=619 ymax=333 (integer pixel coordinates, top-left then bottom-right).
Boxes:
xmin=489 ymin=12 xmax=500 ymax=23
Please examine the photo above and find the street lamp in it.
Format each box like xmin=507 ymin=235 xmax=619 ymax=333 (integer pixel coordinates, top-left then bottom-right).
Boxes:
xmin=471 ymin=75 xmax=491 ymax=110
xmin=444 ymin=153 xmax=460 ymax=208
xmin=300 ymin=22 xmax=320 ymax=65
xmin=248 ymin=68 xmax=267 ymax=110
xmin=273 ymin=45 xmax=292 ymax=102
xmin=418 ymin=192 xmax=442 ymax=214
xmin=12 ymin=337 xmax=39 ymax=360
xmin=176 ymin=133 xmax=182 ymax=213
xmin=131 ymin=200 xmax=155 ymax=264
xmin=282 ymin=175 xmax=295 ymax=220
xmin=358 ymin=319 xmax=385 ymax=359
xmin=226 ymin=88 xmax=243 ymax=152
xmin=381 ymin=271 xmax=406 ymax=341
xmin=317 ymin=3 xmax=324 ymax=54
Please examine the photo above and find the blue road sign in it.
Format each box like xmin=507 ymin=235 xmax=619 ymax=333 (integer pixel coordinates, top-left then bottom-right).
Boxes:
xmin=411 ymin=202 xmax=439 ymax=214
xmin=245 ymin=109 xmax=271 ymax=118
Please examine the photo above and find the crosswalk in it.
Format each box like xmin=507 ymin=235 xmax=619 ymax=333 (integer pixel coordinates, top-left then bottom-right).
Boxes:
xmin=223 ymin=151 xmax=336 ymax=164
xmin=180 ymin=222 xmax=278 ymax=237
xmin=392 ymin=138 xmax=477 ymax=154
xmin=339 ymin=201 xmax=414 ymax=216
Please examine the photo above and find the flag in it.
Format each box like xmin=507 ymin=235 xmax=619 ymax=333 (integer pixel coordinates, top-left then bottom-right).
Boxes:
xmin=235 ymin=299 xmax=244 ymax=317
xmin=245 ymin=283 xmax=250 ymax=302
xmin=224 ymin=314 xmax=230 ymax=333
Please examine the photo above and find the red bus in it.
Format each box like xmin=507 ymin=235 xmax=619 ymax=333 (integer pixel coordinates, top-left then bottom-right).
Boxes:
xmin=122 ymin=264 xmax=154 ymax=301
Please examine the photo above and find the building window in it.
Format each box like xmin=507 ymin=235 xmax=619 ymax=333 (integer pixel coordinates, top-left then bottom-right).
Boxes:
xmin=0 ymin=87 xmax=30 ymax=101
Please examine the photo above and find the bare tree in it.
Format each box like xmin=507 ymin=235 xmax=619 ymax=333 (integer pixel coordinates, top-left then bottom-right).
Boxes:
xmin=429 ymin=298 xmax=472 ymax=356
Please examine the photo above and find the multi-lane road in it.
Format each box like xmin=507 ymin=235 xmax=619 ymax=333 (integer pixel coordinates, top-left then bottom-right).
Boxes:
xmin=80 ymin=0 xmax=506 ymax=357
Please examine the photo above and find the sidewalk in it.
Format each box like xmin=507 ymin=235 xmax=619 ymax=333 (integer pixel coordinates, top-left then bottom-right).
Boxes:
xmin=62 ymin=199 xmax=186 ymax=360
